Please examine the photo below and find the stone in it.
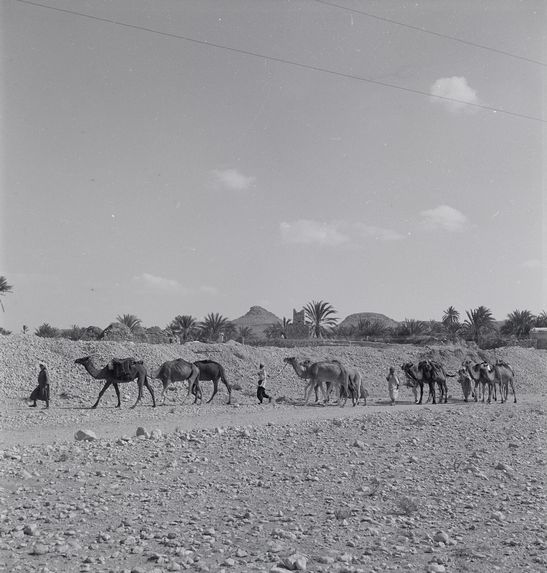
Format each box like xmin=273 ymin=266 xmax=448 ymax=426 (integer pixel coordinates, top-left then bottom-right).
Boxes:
xmin=136 ymin=427 xmax=150 ymax=438
xmin=23 ymin=524 xmax=38 ymax=536
xmin=31 ymin=543 xmax=49 ymax=555
xmin=282 ymin=553 xmax=308 ymax=571
xmin=74 ymin=429 xmax=97 ymax=442
xmin=433 ymin=531 xmax=450 ymax=544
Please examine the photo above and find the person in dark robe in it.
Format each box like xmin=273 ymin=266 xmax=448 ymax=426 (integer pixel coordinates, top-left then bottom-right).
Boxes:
xmin=29 ymin=362 xmax=50 ymax=408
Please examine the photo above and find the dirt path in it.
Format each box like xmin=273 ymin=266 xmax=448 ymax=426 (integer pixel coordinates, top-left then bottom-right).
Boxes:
xmin=0 ymin=396 xmax=531 ymax=447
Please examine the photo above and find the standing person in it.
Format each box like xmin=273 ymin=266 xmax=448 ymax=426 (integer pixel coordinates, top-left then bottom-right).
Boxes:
xmin=29 ymin=362 xmax=50 ymax=409
xmin=386 ymin=366 xmax=400 ymax=406
xmin=256 ymin=363 xmax=272 ymax=404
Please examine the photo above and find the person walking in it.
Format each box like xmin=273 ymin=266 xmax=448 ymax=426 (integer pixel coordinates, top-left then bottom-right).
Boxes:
xmin=386 ymin=366 xmax=400 ymax=406
xmin=29 ymin=362 xmax=50 ymax=408
xmin=256 ymin=363 xmax=272 ymax=404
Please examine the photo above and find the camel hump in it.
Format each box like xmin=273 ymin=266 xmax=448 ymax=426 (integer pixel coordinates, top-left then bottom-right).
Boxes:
xmin=109 ymin=357 xmax=141 ymax=378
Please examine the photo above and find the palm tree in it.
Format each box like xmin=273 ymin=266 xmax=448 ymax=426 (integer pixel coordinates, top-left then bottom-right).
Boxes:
xmin=237 ymin=326 xmax=254 ymax=345
xmin=502 ymin=309 xmax=535 ymax=338
xmin=356 ymin=318 xmax=387 ymax=338
xmin=534 ymin=311 xmax=547 ymax=327
xmin=304 ymin=300 xmax=338 ymax=338
xmin=116 ymin=314 xmax=142 ymax=332
xmin=199 ymin=313 xmax=230 ymax=342
xmin=22 ymin=325 xmax=29 ymax=334
xmin=264 ymin=322 xmax=283 ymax=339
xmin=168 ymin=315 xmax=198 ymax=342
xmin=35 ymin=323 xmax=59 ymax=338
xmin=64 ymin=324 xmax=85 ymax=341
xmin=281 ymin=317 xmax=292 ymax=338
xmin=0 ymin=276 xmax=13 ymax=312
xmin=463 ymin=306 xmax=495 ymax=344
xmin=397 ymin=319 xmax=427 ymax=337
xmin=0 ymin=327 xmax=11 ymax=335
xmin=442 ymin=306 xmax=460 ymax=334
xmin=223 ymin=321 xmax=237 ymax=341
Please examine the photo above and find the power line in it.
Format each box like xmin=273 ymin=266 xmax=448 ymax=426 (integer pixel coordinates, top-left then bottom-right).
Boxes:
xmin=314 ymin=0 xmax=546 ymax=67
xmin=15 ymin=0 xmax=546 ymax=123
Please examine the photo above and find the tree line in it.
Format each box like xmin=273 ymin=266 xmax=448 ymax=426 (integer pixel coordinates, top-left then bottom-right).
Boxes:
xmin=0 ymin=276 xmax=545 ymax=347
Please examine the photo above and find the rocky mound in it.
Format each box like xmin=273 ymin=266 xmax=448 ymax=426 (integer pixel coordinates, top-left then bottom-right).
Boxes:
xmin=232 ymin=306 xmax=282 ymax=338
xmin=339 ymin=312 xmax=399 ymax=329
xmin=0 ymin=335 xmax=545 ymax=407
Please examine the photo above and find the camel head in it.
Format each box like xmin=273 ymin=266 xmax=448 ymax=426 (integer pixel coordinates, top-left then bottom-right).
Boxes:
xmin=283 ymin=357 xmax=297 ymax=365
xmin=478 ymin=361 xmax=496 ymax=380
xmin=401 ymin=362 xmax=422 ymax=382
xmin=75 ymin=356 xmax=91 ymax=365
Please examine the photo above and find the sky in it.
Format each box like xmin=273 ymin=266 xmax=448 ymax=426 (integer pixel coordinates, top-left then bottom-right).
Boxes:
xmin=1 ymin=0 xmax=545 ymax=332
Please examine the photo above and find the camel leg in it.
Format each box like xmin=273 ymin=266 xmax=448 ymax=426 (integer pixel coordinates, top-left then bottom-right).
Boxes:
xmin=509 ymin=378 xmax=517 ymax=403
xmin=429 ymin=381 xmax=436 ymax=405
xmin=144 ymin=377 xmax=156 ymax=407
xmin=223 ymin=379 xmax=232 ymax=405
xmin=113 ymin=383 xmax=121 ymax=408
xmin=339 ymin=382 xmax=348 ymax=408
xmin=192 ymin=376 xmax=203 ymax=404
xmin=207 ymin=379 xmax=219 ymax=404
xmin=303 ymin=381 xmax=312 ymax=405
xmin=417 ymin=382 xmax=423 ymax=405
xmin=161 ymin=381 xmax=168 ymax=405
xmin=92 ymin=381 xmax=112 ymax=409
xmin=131 ymin=379 xmax=144 ymax=409
xmin=319 ymin=382 xmax=328 ymax=404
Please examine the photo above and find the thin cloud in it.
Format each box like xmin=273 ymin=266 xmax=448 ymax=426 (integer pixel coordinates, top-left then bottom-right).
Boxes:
xmin=522 ymin=259 xmax=542 ymax=269
xmin=280 ymin=220 xmax=350 ymax=247
xmin=212 ymin=168 xmax=256 ymax=191
xmin=430 ymin=76 xmax=479 ymax=112
xmin=353 ymin=223 xmax=405 ymax=241
xmin=420 ymin=205 xmax=468 ymax=232
xmin=280 ymin=219 xmax=404 ymax=246
xmin=200 ymin=285 xmax=219 ymax=295
xmin=133 ymin=273 xmax=188 ymax=294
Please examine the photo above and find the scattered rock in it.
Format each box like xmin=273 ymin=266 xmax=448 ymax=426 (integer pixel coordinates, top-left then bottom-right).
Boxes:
xmin=74 ymin=429 xmax=97 ymax=442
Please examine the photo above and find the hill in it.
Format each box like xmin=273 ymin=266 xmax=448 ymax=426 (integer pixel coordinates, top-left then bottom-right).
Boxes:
xmin=339 ymin=312 xmax=399 ymax=329
xmin=232 ymin=306 xmax=281 ymax=338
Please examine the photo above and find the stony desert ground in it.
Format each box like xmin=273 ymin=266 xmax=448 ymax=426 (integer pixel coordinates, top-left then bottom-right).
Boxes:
xmin=0 ymin=335 xmax=546 ymax=573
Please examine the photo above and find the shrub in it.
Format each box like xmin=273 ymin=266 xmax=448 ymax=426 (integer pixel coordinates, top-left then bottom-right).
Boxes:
xmin=35 ymin=323 xmax=59 ymax=338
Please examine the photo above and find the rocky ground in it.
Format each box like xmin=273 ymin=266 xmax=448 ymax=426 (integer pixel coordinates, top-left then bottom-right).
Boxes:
xmin=0 ymin=336 xmax=546 ymax=572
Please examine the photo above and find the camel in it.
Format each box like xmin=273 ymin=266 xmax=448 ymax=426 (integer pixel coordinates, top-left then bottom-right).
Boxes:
xmin=419 ymin=360 xmax=452 ymax=404
xmin=461 ymin=360 xmax=488 ymax=402
xmin=74 ymin=356 xmax=156 ymax=409
xmin=284 ymin=357 xmax=352 ymax=406
xmin=192 ymin=360 xmax=232 ymax=404
xmin=306 ymin=360 xmax=367 ymax=406
xmin=494 ymin=360 xmax=517 ymax=403
xmin=476 ymin=360 xmax=517 ymax=404
xmin=462 ymin=359 xmax=503 ymax=403
xmin=150 ymin=358 xmax=200 ymax=404
xmin=345 ymin=367 xmax=368 ymax=405
xmin=401 ymin=362 xmax=438 ymax=404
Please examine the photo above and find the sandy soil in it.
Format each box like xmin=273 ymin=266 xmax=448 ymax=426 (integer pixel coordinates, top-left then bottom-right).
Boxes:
xmin=0 ymin=337 xmax=546 ymax=572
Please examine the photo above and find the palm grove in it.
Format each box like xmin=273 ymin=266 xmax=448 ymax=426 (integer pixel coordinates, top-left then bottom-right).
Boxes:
xmin=0 ymin=276 xmax=545 ymax=348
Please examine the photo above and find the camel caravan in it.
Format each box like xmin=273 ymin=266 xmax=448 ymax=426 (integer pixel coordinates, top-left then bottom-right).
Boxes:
xmin=73 ymin=352 xmax=517 ymax=410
